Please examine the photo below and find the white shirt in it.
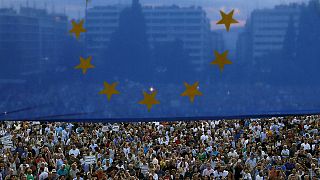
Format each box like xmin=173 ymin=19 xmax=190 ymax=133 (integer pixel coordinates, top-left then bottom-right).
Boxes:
xmin=304 ymin=124 xmax=310 ymax=130
xmin=228 ymin=151 xmax=239 ymax=158
xmin=301 ymin=143 xmax=311 ymax=150
xmin=152 ymin=158 xmax=159 ymax=165
xmin=45 ymin=127 xmax=51 ymax=134
xmin=89 ymin=144 xmax=98 ymax=151
xmin=213 ymin=170 xmax=228 ymax=178
xmin=203 ymin=168 xmax=214 ymax=176
xmin=123 ymin=147 xmax=130 ymax=156
xmin=281 ymin=149 xmax=290 ymax=157
xmin=158 ymin=137 xmax=164 ymax=145
xmin=69 ymin=148 xmax=80 ymax=157
xmin=200 ymin=134 xmax=208 ymax=142
xmin=39 ymin=172 xmax=48 ymax=180
xmin=153 ymin=173 xmax=159 ymax=180
xmin=243 ymin=172 xmax=252 ymax=180
xmin=256 ymin=174 xmax=263 ymax=180
xmin=62 ymin=130 xmax=69 ymax=141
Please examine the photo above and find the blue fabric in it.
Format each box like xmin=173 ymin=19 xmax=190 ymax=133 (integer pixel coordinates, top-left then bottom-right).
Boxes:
xmin=1 ymin=0 xmax=320 ymax=121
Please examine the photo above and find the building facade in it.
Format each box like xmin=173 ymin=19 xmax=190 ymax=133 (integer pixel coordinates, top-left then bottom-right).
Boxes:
xmin=86 ymin=3 xmax=211 ymax=71
xmin=249 ymin=4 xmax=301 ymax=59
xmin=0 ymin=7 xmax=68 ymax=79
xmin=0 ymin=8 xmax=40 ymax=76
xmin=19 ymin=7 xmax=68 ymax=70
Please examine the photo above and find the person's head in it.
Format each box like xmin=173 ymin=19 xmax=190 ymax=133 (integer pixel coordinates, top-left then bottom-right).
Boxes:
xmin=10 ymin=174 xmax=17 ymax=180
xmin=250 ymin=153 xmax=255 ymax=159
xmin=97 ymin=161 xmax=102 ymax=167
xmin=165 ymin=170 xmax=170 ymax=176
xmin=71 ymin=163 xmax=77 ymax=170
xmin=206 ymin=163 xmax=211 ymax=170
xmin=21 ymin=175 xmax=27 ymax=180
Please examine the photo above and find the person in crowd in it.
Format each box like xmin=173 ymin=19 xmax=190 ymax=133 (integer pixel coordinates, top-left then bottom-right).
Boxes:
xmin=0 ymin=115 xmax=319 ymax=179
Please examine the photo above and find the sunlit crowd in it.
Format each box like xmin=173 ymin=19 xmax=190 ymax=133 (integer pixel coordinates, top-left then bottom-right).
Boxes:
xmin=0 ymin=116 xmax=320 ymax=180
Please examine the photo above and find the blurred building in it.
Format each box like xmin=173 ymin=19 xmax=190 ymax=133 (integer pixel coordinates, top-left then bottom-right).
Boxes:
xmin=237 ymin=4 xmax=301 ymax=60
xmin=0 ymin=8 xmax=40 ymax=75
xmin=0 ymin=7 xmax=68 ymax=78
xmin=210 ymin=31 xmax=224 ymax=53
xmin=20 ymin=7 xmax=68 ymax=71
xmin=86 ymin=2 xmax=212 ymax=71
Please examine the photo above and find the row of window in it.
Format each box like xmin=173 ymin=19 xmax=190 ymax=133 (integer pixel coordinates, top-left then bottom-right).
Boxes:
xmin=146 ymin=19 xmax=202 ymax=23
xmin=87 ymin=19 xmax=118 ymax=23
xmin=254 ymin=41 xmax=283 ymax=45
xmin=88 ymin=11 xmax=202 ymax=17
xmin=256 ymin=27 xmax=287 ymax=31
xmin=0 ymin=16 xmax=38 ymax=24
xmin=0 ymin=24 xmax=39 ymax=32
xmin=254 ymin=34 xmax=285 ymax=38
xmin=253 ymin=17 xmax=299 ymax=22
xmin=149 ymin=26 xmax=202 ymax=31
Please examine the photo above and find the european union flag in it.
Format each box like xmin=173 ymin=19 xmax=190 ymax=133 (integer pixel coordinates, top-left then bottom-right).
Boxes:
xmin=0 ymin=0 xmax=320 ymax=121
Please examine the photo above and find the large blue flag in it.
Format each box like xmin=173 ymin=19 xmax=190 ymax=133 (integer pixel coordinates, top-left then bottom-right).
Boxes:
xmin=0 ymin=0 xmax=320 ymax=121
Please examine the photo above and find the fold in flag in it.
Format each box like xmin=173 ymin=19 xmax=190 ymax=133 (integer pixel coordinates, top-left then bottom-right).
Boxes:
xmin=1 ymin=0 xmax=320 ymax=121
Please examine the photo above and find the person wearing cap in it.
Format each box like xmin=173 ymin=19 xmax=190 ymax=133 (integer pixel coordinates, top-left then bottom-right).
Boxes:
xmin=48 ymin=169 xmax=59 ymax=180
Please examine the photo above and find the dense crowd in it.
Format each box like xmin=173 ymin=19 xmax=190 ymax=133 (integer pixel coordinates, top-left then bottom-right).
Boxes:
xmin=0 ymin=116 xmax=319 ymax=180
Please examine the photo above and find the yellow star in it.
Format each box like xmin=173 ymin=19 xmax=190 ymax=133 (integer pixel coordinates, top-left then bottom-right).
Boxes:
xmin=139 ymin=91 xmax=160 ymax=111
xmin=181 ymin=82 xmax=203 ymax=103
xmin=99 ymin=82 xmax=120 ymax=101
xmin=216 ymin=10 xmax=239 ymax=32
xmin=69 ymin=19 xmax=87 ymax=40
xmin=75 ymin=56 xmax=95 ymax=74
xmin=211 ymin=50 xmax=232 ymax=71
